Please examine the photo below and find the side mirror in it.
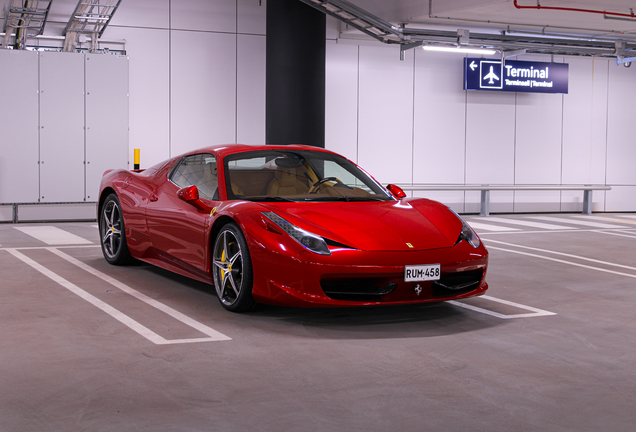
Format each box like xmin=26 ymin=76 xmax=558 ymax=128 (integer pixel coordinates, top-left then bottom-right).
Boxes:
xmin=386 ymin=184 xmax=407 ymax=199
xmin=177 ymin=185 xmax=210 ymax=211
xmin=177 ymin=185 xmax=200 ymax=202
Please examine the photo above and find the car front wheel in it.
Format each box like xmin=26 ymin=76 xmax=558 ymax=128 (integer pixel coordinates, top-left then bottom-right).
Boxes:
xmin=212 ymin=223 xmax=257 ymax=312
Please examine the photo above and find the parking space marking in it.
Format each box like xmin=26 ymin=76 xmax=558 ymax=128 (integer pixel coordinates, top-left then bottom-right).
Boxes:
xmin=449 ymin=295 xmax=556 ymax=319
xmin=49 ymin=248 xmax=231 ymax=343
xmin=570 ymin=215 xmax=636 ymax=225
xmin=487 ymin=246 xmax=636 ymax=279
xmin=466 ymin=221 xmax=520 ymax=232
xmin=5 ymin=248 xmax=231 ymax=345
xmin=594 ymin=230 xmax=636 ymax=240
xmin=484 ymin=239 xmax=636 ymax=272
xmin=527 ymin=216 xmax=626 ymax=229
xmin=14 ymin=226 xmax=92 ymax=245
xmin=479 ymin=217 xmax=576 ymax=230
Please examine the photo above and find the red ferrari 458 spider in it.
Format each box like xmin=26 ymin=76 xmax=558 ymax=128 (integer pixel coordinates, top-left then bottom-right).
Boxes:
xmin=98 ymin=144 xmax=488 ymax=312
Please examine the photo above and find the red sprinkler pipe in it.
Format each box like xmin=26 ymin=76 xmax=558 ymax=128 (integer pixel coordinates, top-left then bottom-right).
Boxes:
xmin=514 ymin=0 xmax=636 ymax=19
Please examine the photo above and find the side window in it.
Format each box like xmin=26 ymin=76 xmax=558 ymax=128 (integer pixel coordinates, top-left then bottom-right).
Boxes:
xmin=170 ymin=154 xmax=217 ymax=199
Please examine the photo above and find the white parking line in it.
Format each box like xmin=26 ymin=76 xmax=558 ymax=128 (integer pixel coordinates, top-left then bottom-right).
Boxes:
xmin=5 ymin=248 xmax=231 ymax=345
xmin=594 ymin=230 xmax=636 ymax=240
xmin=14 ymin=226 xmax=92 ymax=245
xmin=466 ymin=221 xmax=520 ymax=232
xmin=480 ymin=217 xmax=576 ymax=230
xmin=570 ymin=215 xmax=636 ymax=225
xmin=484 ymin=239 xmax=636 ymax=272
xmin=527 ymin=216 xmax=626 ymax=229
xmin=449 ymin=295 xmax=556 ymax=319
xmin=487 ymin=246 xmax=636 ymax=280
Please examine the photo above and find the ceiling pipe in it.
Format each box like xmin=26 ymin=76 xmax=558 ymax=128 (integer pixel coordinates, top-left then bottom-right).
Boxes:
xmin=513 ymin=0 xmax=636 ymax=19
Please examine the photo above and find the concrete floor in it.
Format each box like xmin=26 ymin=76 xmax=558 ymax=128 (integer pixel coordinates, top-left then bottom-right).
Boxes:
xmin=1 ymin=213 xmax=636 ymax=431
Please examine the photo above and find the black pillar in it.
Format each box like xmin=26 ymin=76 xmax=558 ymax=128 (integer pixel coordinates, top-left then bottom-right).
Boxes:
xmin=266 ymin=0 xmax=326 ymax=148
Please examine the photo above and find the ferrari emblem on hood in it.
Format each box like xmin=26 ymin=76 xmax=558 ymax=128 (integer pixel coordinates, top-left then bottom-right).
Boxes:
xmin=406 ymin=243 xmax=414 ymax=248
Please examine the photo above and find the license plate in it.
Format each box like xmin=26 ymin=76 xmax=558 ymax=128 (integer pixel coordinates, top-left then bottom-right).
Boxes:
xmin=404 ymin=264 xmax=441 ymax=282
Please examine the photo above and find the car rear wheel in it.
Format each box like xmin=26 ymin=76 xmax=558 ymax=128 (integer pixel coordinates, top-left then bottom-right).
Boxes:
xmin=100 ymin=193 xmax=132 ymax=265
xmin=212 ymin=223 xmax=257 ymax=312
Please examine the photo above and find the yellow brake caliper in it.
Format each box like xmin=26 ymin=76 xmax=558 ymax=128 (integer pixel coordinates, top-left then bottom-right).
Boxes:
xmin=220 ymin=242 xmax=236 ymax=282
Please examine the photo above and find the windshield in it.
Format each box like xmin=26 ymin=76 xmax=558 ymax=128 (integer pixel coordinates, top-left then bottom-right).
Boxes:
xmin=223 ymin=149 xmax=394 ymax=202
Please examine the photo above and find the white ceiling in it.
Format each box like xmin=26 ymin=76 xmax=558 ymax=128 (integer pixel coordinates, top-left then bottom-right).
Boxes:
xmin=349 ymin=0 xmax=636 ymax=38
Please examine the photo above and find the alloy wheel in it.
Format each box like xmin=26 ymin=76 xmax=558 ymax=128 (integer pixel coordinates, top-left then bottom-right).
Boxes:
xmin=213 ymin=229 xmax=244 ymax=307
xmin=101 ymin=199 xmax=123 ymax=259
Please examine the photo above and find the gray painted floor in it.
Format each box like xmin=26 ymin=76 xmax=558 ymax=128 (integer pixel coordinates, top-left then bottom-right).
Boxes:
xmin=1 ymin=213 xmax=635 ymax=431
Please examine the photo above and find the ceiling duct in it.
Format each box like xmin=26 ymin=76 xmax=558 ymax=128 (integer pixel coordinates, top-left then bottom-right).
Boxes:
xmin=299 ymin=0 xmax=636 ymax=59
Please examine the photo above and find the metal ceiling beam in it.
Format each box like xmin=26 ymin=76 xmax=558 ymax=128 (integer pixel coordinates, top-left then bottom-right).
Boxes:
xmin=63 ymin=0 xmax=122 ymax=52
xmin=298 ymin=0 xmax=407 ymax=43
xmin=1 ymin=0 xmax=52 ymax=49
xmin=298 ymin=0 xmax=636 ymax=58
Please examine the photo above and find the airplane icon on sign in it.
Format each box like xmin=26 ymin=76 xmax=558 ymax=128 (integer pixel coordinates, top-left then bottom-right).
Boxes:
xmin=483 ymin=66 xmax=499 ymax=84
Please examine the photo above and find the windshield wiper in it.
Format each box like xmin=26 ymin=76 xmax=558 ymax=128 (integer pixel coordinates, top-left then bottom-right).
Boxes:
xmin=302 ymin=196 xmax=388 ymax=202
xmin=253 ymin=196 xmax=294 ymax=202
xmin=336 ymin=196 xmax=388 ymax=202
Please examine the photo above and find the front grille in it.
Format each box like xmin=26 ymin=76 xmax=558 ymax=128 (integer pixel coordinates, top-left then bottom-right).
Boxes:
xmin=321 ymin=279 xmax=397 ymax=301
xmin=432 ymin=269 xmax=483 ymax=297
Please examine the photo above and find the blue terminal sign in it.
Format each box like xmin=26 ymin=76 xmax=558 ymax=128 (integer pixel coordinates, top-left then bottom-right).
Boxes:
xmin=464 ymin=58 xmax=569 ymax=94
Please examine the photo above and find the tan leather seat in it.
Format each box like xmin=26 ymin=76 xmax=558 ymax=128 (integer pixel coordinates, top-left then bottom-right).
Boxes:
xmin=266 ymin=168 xmax=309 ymax=196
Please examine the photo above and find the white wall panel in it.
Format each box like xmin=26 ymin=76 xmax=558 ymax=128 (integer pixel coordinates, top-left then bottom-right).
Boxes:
xmin=0 ymin=205 xmax=12 ymax=222
xmin=465 ymin=91 xmax=516 ymax=185
xmin=561 ymin=57 xmax=608 ymax=185
xmin=109 ymin=0 xmax=169 ymax=28
xmin=606 ymin=63 xmax=636 ymax=185
xmin=588 ymin=59 xmax=610 ymax=185
xmin=414 ymin=191 xmax=465 ymax=213
xmin=413 ymin=50 xmax=466 ymax=184
xmin=605 ymin=186 xmax=636 ymax=212
xmin=238 ymin=0 xmax=266 ymax=35
xmin=237 ymin=34 xmax=266 ymax=145
xmin=561 ymin=190 xmax=605 ymax=213
xmin=85 ymin=54 xmax=129 ymax=202
xmin=465 ymin=191 xmax=514 ymax=214
xmin=357 ymin=45 xmax=414 ymax=185
xmin=0 ymin=50 xmax=39 ymax=204
xmin=325 ymin=41 xmax=359 ymax=163
xmin=326 ymin=16 xmax=340 ymax=40
xmin=46 ymin=0 xmax=82 ymax=24
xmin=171 ymin=31 xmax=237 ymax=156
xmin=514 ymin=91 xmax=563 ymax=184
xmin=104 ymin=27 xmax=171 ymax=168
xmin=514 ymin=191 xmax=561 ymax=213
xmin=39 ymin=52 xmax=85 ymax=203
xmin=171 ymin=0 xmax=236 ymax=33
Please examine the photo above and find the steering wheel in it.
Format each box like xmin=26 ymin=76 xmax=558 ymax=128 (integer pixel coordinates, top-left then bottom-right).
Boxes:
xmin=309 ymin=177 xmax=342 ymax=193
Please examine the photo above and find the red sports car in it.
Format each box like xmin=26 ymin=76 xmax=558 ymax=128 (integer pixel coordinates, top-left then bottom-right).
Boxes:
xmin=98 ymin=144 xmax=488 ymax=312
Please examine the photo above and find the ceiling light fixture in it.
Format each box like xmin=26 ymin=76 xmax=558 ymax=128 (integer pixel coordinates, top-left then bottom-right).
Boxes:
xmin=423 ymin=45 xmax=497 ymax=55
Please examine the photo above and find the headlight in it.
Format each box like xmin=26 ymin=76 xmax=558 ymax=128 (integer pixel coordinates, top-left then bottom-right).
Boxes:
xmin=448 ymin=208 xmax=481 ymax=249
xmin=261 ymin=212 xmax=331 ymax=255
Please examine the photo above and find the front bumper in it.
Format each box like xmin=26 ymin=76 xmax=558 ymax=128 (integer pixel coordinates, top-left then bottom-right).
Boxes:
xmin=248 ymin=233 xmax=488 ymax=308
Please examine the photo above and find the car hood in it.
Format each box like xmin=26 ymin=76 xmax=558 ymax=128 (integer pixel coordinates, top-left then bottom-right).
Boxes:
xmin=260 ymin=199 xmax=462 ymax=252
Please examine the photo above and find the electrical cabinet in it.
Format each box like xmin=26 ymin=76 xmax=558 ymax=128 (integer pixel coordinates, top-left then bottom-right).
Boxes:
xmin=0 ymin=50 xmax=129 ymax=205
xmin=0 ymin=50 xmax=40 ymax=204
xmin=39 ymin=52 xmax=86 ymax=202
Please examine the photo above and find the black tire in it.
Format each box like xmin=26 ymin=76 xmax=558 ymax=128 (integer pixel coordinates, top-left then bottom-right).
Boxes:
xmin=212 ymin=223 xmax=257 ymax=312
xmin=99 ymin=193 xmax=132 ymax=265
